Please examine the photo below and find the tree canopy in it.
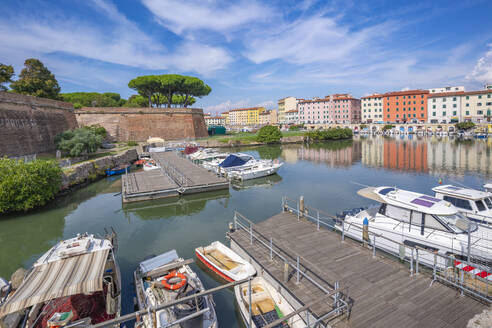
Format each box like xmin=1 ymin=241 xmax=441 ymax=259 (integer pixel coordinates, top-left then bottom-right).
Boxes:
xmin=0 ymin=63 xmax=14 ymax=91
xmin=61 ymin=92 xmax=126 ymax=108
xmin=10 ymin=58 xmax=61 ymax=99
xmin=128 ymin=74 xmax=211 ymax=108
xmin=55 ymin=126 xmax=106 ymax=157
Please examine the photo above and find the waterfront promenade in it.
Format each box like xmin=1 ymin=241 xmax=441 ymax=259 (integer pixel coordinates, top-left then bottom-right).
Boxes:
xmin=229 ymin=208 xmax=487 ymax=327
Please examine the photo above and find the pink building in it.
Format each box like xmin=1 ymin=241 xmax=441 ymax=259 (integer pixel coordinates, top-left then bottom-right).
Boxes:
xmin=297 ymin=94 xmax=361 ymax=124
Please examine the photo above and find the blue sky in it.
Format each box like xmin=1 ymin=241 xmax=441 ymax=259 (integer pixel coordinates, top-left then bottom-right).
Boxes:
xmin=1 ymin=0 xmax=492 ymax=113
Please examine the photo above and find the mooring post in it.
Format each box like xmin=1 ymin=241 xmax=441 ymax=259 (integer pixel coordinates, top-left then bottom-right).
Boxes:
xmin=362 ymin=217 xmax=369 ymax=247
xmin=234 ymin=212 xmax=237 ymax=230
xmin=372 ymin=235 xmax=376 ymax=258
xmin=433 ymin=254 xmax=437 ymax=280
xmin=341 ymin=220 xmax=345 ymax=242
xmin=270 ymin=236 xmax=273 ymax=261
xmin=410 ymin=249 xmax=414 ymax=276
xmin=299 ymin=195 xmax=305 ymax=218
xmin=250 ymin=223 xmax=253 ymax=245
xmin=248 ymin=278 xmax=252 ymax=328
xmin=281 ymin=196 xmax=285 ymax=212
xmin=296 ymin=256 xmax=300 ymax=284
xmin=416 ymin=249 xmax=419 ymax=275
xmin=283 ymin=260 xmax=289 ymax=283
xmin=317 ymin=210 xmax=320 ymax=230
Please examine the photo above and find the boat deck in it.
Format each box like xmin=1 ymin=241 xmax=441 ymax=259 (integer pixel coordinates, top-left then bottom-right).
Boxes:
xmin=229 ymin=211 xmax=487 ymax=328
xmin=122 ymin=152 xmax=229 ymax=203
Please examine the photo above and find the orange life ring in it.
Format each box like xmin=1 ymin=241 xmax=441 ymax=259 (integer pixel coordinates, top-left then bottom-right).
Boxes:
xmin=160 ymin=271 xmax=187 ymax=290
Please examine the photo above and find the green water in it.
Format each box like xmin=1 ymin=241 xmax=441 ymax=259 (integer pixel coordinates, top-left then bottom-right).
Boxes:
xmin=1 ymin=135 xmax=491 ymax=327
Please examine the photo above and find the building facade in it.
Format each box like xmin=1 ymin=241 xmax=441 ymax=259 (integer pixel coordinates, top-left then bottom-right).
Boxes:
xmin=259 ymin=111 xmax=270 ymax=125
xmin=461 ymin=89 xmax=492 ymax=123
xmin=297 ymin=94 xmax=361 ymax=124
xmin=427 ymin=92 xmax=464 ymax=123
xmin=383 ymin=89 xmax=429 ymax=123
xmin=204 ymin=115 xmax=226 ymax=126
xmin=285 ymin=109 xmax=299 ymax=125
xmin=429 ymin=86 xmax=465 ymax=94
xmin=269 ymin=109 xmax=278 ymax=124
xmin=222 ymin=111 xmax=229 ymax=125
xmin=228 ymin=107 xmax=266 ymax=125
xmin=361 ymin=94 xmax=384 ymax=123
xmin=278 ymin=97 xmax=298 ymax=123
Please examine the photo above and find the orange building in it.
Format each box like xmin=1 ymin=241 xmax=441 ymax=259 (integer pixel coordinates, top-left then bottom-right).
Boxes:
xmin=383 ymin=89 xmax=429 ymax=123
xmin=383 ymin=140 xmax=428 ymax=173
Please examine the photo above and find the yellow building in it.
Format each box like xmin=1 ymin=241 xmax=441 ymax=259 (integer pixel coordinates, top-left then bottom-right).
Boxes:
xmin=229 ymin=107 xmax=266 ymax=125
xmin=278 ymin=97 xmax=298 ymax=123
xmin=222 ymin=111 xmax=230 ymax=125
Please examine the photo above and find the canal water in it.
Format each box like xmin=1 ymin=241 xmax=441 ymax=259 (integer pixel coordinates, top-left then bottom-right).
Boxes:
xmin=1 ymin=135 xmax=491 ymax=327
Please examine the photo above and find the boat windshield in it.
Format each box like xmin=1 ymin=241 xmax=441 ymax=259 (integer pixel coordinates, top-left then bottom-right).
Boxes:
xmin=483 ymin=197 xmax=492 ymax=210
xmin=434 ymin=213 xmax=477 ymax=233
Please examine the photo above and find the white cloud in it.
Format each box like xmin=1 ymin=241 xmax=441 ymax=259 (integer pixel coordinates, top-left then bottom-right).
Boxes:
xmin=467 ymin=44 xmax=492 ymax=84
xmin=205 ymin=99 xmax=251 ymax=112
xmin=256 ymin=100 xmax=276 ymax=109
xmin=141 ymin=0 xmax=271 ymax=35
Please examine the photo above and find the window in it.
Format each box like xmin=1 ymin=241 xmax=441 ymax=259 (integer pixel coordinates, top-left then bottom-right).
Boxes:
xmin=453 ymin=111 xmax=457 ymax=115
xmin=386 ymin=205 xmax=410 ymax=222
xmin=432 ymin=112 xmax=436 ymax=116
xmin=466 ymin=111 xmax=470 ymax=115
xmin=475 ymin=200 xmax=486 ymax=212
xmin=466 ymin=96 xmax=469 ymax=100
xmin=443 ymin=98 xmax=446 ymax=102
xmin=478 ymin=103 xmax=482 ymax=106
xmin=466 ymin=103 xmax=469 ymax=107
xmin=443 ymin=111 xmax=446 ymax=116
xmin=478 ymin=95 xmax=482 ymax=99
xmin=443 ymin=105 xmax=446 ymax=108
xmin=453 ymin=104 xmax=457 ymax=108
xmin=453 ymin=97 xmax=457 ymax=101
xmin=444 ymin=196 xmax=473 ymax=210
xmin=483 ymin=197 xmax=492 ymax=210
xmin=432 ymin=99 xmax=436 ymax=103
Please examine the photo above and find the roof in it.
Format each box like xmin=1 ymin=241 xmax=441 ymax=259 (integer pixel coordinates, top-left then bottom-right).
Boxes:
xmin=0 ymin=236 xmax=111 ymax=317
xmin=361 ymin=94 xmax=384 ymax=99
xmin=383 ymin=90 xmax=429 ymax=97
xmin=358 ymin=186 xmax=457 ymax=215
xmin=432 ymin=184 xmax=492 ymax=200
xmin=230 ymin=107 xmax=264 ymax=112
xmin=286 ymin=109 xmax=298 ymax=113
xmin=427 ymin=91 xmax=466 ymax=98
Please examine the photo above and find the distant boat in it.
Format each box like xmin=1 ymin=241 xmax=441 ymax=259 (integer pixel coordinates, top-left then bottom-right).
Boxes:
xmin=235 ymin=276 xmax=306 ymax=328
xmin=195 ymin=241 xmax=256 ymax=282
xmin=228 ymin=161 xmax=283 ymax=181
xmin=105 ymin=164 xmax=131 ymax=176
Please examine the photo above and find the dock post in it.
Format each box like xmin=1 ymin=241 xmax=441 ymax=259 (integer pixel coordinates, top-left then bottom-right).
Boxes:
xmin=283 ymin=260 xmax=289 ymax=283
xmin=415 ymin=249 xmax=419 ymax=275
xmin=341 ymin=220 xmax=345 ymax=242
xmin=234 ymin=212 xmax=237 ymax=230
xmin=410 ymin=249 xmax=414 ymax=276
xmin=297 ymin=201 xmax=300 ymax=220
xmin=281 ymin=196 xmax=285 ymax=212
xmin=248 ymin=278 xmax=252 ymax=328
xmin=250 ymin=223 xmax=253 ymax=245
xmin=317 ymin=210 xmax=320 ymax=230
xmin=460 ymin=270 xmax=464 ymax=296
xmin=299 ymin=196 xmax=304 ymax=218
xmin=467 ymin=220 xmax=471 ymax=264
xmin=296 ymin=256 xmax=300 ymax=284
xmin=372 ymin=235 xmax=376 ymax=258
xmin=270 ymin=236 xmax=273 ymax=261
xmin=433 ymin=254 xmax=437 ymax=281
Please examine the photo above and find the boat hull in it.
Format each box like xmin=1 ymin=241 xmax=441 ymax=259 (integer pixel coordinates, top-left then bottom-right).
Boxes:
xmin=105 ymin=167 xmax=130 ymax=176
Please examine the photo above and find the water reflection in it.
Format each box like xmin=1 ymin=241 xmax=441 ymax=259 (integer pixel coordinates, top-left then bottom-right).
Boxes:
xmin=231 ymin=174 xmax=282 ymax=191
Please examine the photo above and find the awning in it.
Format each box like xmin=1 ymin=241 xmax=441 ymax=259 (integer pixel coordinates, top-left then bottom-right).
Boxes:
xmin=0 ymin=249 xmax=109 ymax=318
xmin=357 ymin=187 xmax=386 ymax=203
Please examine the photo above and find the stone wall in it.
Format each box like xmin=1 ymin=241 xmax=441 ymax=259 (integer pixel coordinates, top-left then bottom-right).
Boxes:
xmin=75 ymin=107 xmax=208 ymax=142
xmin=61 ymin=148 xmax=138 ymax=189
xmin=0 ymin=92 xmax=77 ymax=157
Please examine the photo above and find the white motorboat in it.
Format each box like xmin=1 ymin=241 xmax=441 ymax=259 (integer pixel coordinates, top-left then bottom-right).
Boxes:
xmin=228 ymin=162 xmax=283 ymax=181
xmin=143 ymin=159 xmax=160 ymax=171
xmin=337 ymin=186 xmax=492 ymax=269
xmin=203 ymin=153 xmax=257 ymax=173
xmin=195 ymin=241 xmax=256 ymax=282
xmin=0 ymin=233 xmax=121 ymax=327
xmin=134 ymin=250 xmax=217 ymax=328
xmin=432 ymin=184 xmax=492 ymax=225
xmin=484 ymin=183 xmax=492 ymax=193
xmin=235 ymin=277 xmax=306 ymax=328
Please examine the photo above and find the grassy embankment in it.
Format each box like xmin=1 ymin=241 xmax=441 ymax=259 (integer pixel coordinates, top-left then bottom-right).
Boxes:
xmin=206 ymin=131 xmax=305 ymax=144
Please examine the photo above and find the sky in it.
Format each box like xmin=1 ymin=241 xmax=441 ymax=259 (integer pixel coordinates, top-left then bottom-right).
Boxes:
xmin=1 ymin=0 xmax=492 ymax=114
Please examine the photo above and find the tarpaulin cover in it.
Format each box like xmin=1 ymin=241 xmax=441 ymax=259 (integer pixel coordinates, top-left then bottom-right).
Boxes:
xmin=219 ymin=155 xmax=248 ymax=168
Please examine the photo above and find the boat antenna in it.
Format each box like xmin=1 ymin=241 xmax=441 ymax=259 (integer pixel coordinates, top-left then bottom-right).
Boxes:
xmin=349 ymin=181 xmax=372 ymax=188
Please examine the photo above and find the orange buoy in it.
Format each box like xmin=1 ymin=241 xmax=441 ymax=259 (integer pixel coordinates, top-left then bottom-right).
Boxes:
xmin=160 ymin=271 xmax=187 ymax=290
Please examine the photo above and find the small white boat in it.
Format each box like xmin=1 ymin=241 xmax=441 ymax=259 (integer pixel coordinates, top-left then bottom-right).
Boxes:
xmin=338 ymin=186 xmax=492 ymax=269
xmin=143 ymin=159 xmax=160 ymax=171
xmin=485 ymin=183 xmax=492 ymax=193
xmin=134 ymin=250 xmax=217 ymax=328
xmin=195 ymin=241 xmax=256 ymax=282
xmin=0 ymin=233 xmax=121 ymax=326
xmin=433 ymin=184 xmax=492 ymax=225
xmin=228 ymin=162 xmax=283 ymax=181
xmin=235 ymin=277 xmax=306 ymax=328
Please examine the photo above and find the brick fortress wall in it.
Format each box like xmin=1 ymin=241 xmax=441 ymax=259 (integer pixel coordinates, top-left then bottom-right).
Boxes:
xmin=0 ymin=92 xmax=77 ymax=157
xmin=75 ymin=107 xmax=208 ymax=141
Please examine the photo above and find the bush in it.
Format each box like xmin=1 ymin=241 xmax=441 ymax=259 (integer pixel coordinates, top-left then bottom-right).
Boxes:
xmin=55 ymin=127 xmax=103 ymax=157
xmin=0 ymin=158 xmax=62 ymax=213
xmin=304 ymin=127 xmax=353 ymax=141
xmin=127 ymin=141 xmax=138 ymax=147
xmin=289 ymin=124 xmax=303 ymax=131
xmin=382 ymin=124 xmax=395 ymax=131
xmin=256 ymin=125 xmax=283 ymax=143
xmin=84 ymin=124 xmax=107 ymax=138
xmin=455 ymin=121 xmax=475 ymax=131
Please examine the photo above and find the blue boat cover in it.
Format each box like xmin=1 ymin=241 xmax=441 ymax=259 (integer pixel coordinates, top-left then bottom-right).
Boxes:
xmin=139 ymin=249 xmax=178 ymax=273
xmin=219 ymin=154 xmax=248 ymax=168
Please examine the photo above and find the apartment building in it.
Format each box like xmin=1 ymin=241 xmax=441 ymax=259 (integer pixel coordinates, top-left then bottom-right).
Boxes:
xmin=222 ymin=111 xmax=229 ymax=125
xmin=383 ymin=89 xmax=429 ymax=123
xmin=361 ymin=94 xmax=384 ymax=123
xmin=427 ymin=92 xmax=464 ymax=123
xmin=259 ymin=111 xmax=271 ymax=125
xmin=285 ymin=109 xmax=299 ymax=125
xmin=298 ymin=94 xmax=361 ymax=124
xmin=429 ymin=86 xmax=465 ymax=94
xmin=228 ymin=107 xmax=266 ymax=125
xmin=278 ymin=97 xmax=299 ymax=123
xmin=461 ymin=89 xmax=492 ymax=123
xmin=204 ymin=115 xmax=226 ymax=126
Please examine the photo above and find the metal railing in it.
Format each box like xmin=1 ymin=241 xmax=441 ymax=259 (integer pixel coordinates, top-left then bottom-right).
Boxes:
xmin=233 ymin=211 xmax=351 ymax=326
xmin=154 ymin=155 xmax=193 ymax=187
xmin=281 ymin=196 xmax=492 ymax=304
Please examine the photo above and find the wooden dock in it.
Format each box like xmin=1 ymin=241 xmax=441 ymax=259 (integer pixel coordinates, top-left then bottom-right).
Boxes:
xmin=122 ymin=152 xmax=229 ymax=202
xmin=229 ymin=211 xmax=487 ymax=327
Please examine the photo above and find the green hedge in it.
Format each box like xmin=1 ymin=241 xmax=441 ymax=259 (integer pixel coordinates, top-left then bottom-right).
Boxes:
xmin=256 ymin=125 xmax=283 ymax=143
xmin=0 ymin=159 xmax=62 ymax=213
xmin=304 ymin=127 xmax=353 ymax=141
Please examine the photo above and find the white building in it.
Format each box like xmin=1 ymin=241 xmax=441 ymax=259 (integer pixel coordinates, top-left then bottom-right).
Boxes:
xmin=278 ymin=97 xmax=299 ymax=123
xmin=461 ymin=89 xmax=492 ymax=123
xmin=429 ymin=86 xmax=465 ymax=94
xmin=360 ymin=94 xmax=384 ymax=123
xmin=427 ymin=92 xmax=464 ymax=123
xmin=285 ymin=109 xmax=299 ymax=125
xmin=204 ymin=115 xmax=226 ymax=126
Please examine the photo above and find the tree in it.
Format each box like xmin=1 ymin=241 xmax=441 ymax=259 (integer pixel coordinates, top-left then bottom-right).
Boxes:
xmin=0 ymin=63 xmax=14 ymax=91
xmin=55 ymin=127 xmax=103 ymax=157
xmin=10 ymin=58 xmax=61 ymax=99
xmin=178 ymin=76 xmax=211 ymax=107
xmin=61 ymin=92 xmax=126 ymax=108
xmin=125 ymin=94 xmax=148 ymax=107
xmin=128 ymin=75 xmax=161 ymax=107
xmin=158 ymin=74 xmax=186 ymax=108
xmin=256 ymin=125 xmax=283 ymax=143
xmin=455 ymin=121 xmax=475 ymax=131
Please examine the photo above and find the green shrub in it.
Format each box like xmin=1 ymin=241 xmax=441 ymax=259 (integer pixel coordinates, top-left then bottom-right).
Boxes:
xmin=382 ymin=124 xmax=395 ymax=131
xmin=84 ymin=124 xmax=107 ymax=137
xmin=256 ymin=125 xmax=283 ymax=143
xmin=455 ymin=121 xmax=475 ymax=131
xmin=127 ymin=141 xmax=138 ymax=146
xmin=304 ymin=127 xmax=353 ymax=141
xmin=0 ymin=158 xmax=62 ymax=213
xmin=55 ymin=127 xmax=103 ymax=157
xmin=289 ymin=124 xmax=304 ymax=131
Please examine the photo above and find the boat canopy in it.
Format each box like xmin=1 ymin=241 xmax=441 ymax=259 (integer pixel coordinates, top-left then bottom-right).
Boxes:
xmin=433 ymin=184 xmax=492 ymax=201
xmin=0 ymin=248 xmax=110 ymax=318
xmin=139 ymin=250 xmax=178 ymax=274
xmin=219 ymin=154 xmax=250 ymax=168
xmin=357 ymin=187 xmax=386 ymax=203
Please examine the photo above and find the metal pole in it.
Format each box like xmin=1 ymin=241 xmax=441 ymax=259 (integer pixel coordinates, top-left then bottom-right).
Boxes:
xmin=467 ymin=220 xmax=471 ymax=264
xmin=234 ymin=212 xmax=237 ymax=230
xmin=297 ymin=201 xmax=300 ymax=220
xmin=317 ymin=210 xmax=320 ymax=230
xmin=248 ymin=278 xmax=252 ymax=328
xmin=416 ymin=249 xmax=419 ymax=275
xmin=250 ymin=223 xmax=253 ymax=245
xmin=270 ymin=236 xmax=273 ymax=261
xmin=341 ymin=220 xmax=345 ymax=242
xmin=410 ymin=249 xmax=414 ymax=276
xmin=282 ymin=196 xmax=285 ymax=212
xmin=433 ymin=254 xmax=437 ymax=280
xmin=296 ymin=256 xmax=300 ymax=284
xmin=372 ymin=235 xmax=376 ymax=258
